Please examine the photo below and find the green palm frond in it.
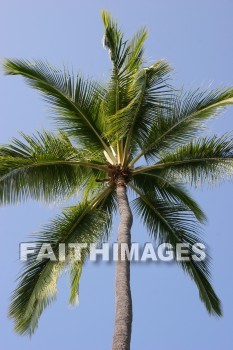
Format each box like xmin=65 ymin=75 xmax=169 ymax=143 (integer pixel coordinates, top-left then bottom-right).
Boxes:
xmin=102 ymin=10 xmax=129 ymax=116
xmin=123 ymin=27 xmax=148 ymax=74
xmin=69 ymin=185 xmax=117 ymax=304
xmin=69 ymin=261 xmax=83 ymax=305
xmin=82 ymin=175 xmax=118 ymax=237
xmin=134 ymin=134 xmax=233 ymax=186
xmin=106 ymin=60 xmax=172 ymax=156
xmin=131 ymin=87 xmax=233 ymax=165
xmin=0 ymin=131 xmax=107 ymax=204
xmin=130 ymin=184 xmax=221 ymax=316
xmin=9 ymin=185 xmax=115 ymax=335
xmin=101 ymin=11 xmax=151 ymax=162
xmin=2 ymin=59 xmax=116 ymax=161
xmin=102 ymin=10 xmax=129 ymax=73
xmin=132 ymin=172 xmax=207 ymax=223
xmin=102 ymin=10 xmax=147 ymax=78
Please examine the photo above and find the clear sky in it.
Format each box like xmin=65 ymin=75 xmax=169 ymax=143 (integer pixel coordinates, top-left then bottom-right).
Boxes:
xmin=0 ymin=1 xmax=233 ymax=349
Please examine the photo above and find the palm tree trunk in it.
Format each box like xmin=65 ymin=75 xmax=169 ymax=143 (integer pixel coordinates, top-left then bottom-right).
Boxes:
xmin=112 ymin=179 xmax=133 ymax=350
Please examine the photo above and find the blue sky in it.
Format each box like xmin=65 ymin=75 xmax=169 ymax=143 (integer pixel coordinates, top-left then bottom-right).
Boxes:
xmin=0 ymin=1 xmax=233 ymax=349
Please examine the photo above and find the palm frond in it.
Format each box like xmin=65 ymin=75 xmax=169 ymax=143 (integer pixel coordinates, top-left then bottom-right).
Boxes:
xmin=69 ymin=261 xmax=83 ymax=305
xmin=134 ymin=134 xmax=233 ymax=186
xmin=9 ymin=185 xmax=115 ymax=335
xmin=106 ymin=61 xmax=172 ymax=151
xmin=3 ymin=59 xmax=116 ymax=161
xmin=123 ymin=27 xmax=148 ymax=74
xmin=102 ymin=10 xmax=129 ymax=72
xmin=130 ymin=184 xmax=221 ymax=316
xmin=101 ymin=11 xmax=151 ymax=162
xmin=102 ymin=11 xmax=147 ymax=78
xmin=0 ymin=131 xmax=107 ymax=205
xmin=132 ymin=172 xmax=207 ymax=223
xmin=130 ymin=87 xmax=233 ymax=165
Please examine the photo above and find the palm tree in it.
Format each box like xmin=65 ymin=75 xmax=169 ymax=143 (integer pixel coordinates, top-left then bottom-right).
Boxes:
xmin=1 ymin=11 xmax=233 ymax=350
